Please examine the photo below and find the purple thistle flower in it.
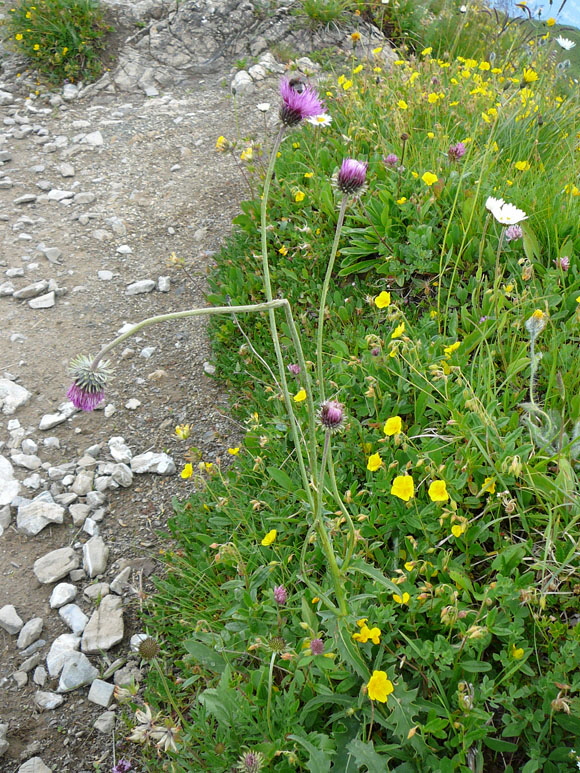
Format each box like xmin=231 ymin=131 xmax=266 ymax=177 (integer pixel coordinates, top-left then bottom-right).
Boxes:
xmin=112 ymin=762 xmax=132 ymax=773
xmin=336 ymin=158 xmax=368 ymax=196
xmin=448 ymin=142 xmax=466 ymax=161
xmin=318 ymin=400 xmax=345 ymax=431
xmin=310 ymin=638 xmax=324 ymax=655
xmin=384 ymin=153 xmax=399 ymax=167
xmin=553 ymin=256 xmax=570 ymax=270
xmin=505 ymin=224 xmax=523 ymax=242
xmin=279 ymin=79 xmax=324 ymax=127
xmin=273 ymin=585 xmax=288 ymax=605
xmin=237 ymin=750 xmax=265 ymax=773
xmin=66 ymin=354 xmax=112 ymax=412
xmin=287 ymin=363 xmax=301 ymax=375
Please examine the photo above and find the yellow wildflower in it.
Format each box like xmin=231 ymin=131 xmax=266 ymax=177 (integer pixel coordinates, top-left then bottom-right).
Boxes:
xmin=391 ymin=321 xmax=405 ymax=338
xmin=240 ymin=147 xmax=253 ymax=161
xmin=351 ymin=31 xmax=361 ymax=41
xmin=215 ymin=135 xmax=228 ymax=150
xmin=294 ymin=190 xmax=305 ymax=202
xmin=304 ymin=172 xmax=313 ymax=178
xmin=393 ymin=592 xmax=410 ymax=605
xmin=383 ymin=416 xmax=402 ymax=436
xmin=15 ymin=33 xmax=23 ymax=40
xmin=546 ymin=17 xmax=555 ymax=26
xmin=175 ymin=424 xmax=191 ymax=440
xmin=353 ymin=624 xmax=381 ymax=644
xmin=367 ymin=671 xmax=394 ymax=702
xmin=367 ymin=453 xmax=383 ymax=472
xmin=482 ymin=476 xmax=496 ymax=494
xmin=451 ymin=523 xmax=466 ymax=538
xmin=444 ymin=341 xmax=460 ymax=356
xmin=421 ymin=47 xmax=433 ymax=56
xmin=261 ymin=529 xmax=277 ymax=546
xmin=278 ymin=245 xmax=288 ymax=256
xmin=511 ymin=644 xmax=525 ymax=659
xmin=342 ymin=80 xmax=353 ymax=90
xmin=374 ymin=291 xmax=391 ymax=308
xmin=293 ymin=389 xmax=307 ymax=402
xmin=353 ymin=65 xmax=363 ymax=74
xmin=391 ymin=475 xmax=415 ymax=502
xmin=428 ymin=480 xmax=449 ymax=502
xmin=422 ymin=172 xmax=438 ymax=186
xmin=180 ymin=463 xmax=193 ymax=479
xmin=514 ymin=160 xmax=530 ymax=171
xmin=522 ymin=68 xmax=538 ymax=83
xmin=397 ymin=100 xmax=408 ymax=110
xmin=227 ymin=447 xmax=240 ymax=455
xmin=396 ymin=197 xmax=407 ymax=204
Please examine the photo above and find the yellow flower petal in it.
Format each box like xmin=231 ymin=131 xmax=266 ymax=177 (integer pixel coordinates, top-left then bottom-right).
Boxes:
xmin=367 ymin=670 xmax=394 ymax=702
xmin=227 ymin=447 xmax=240 ymax=455
xmin=293 ymin=389 xmax=307 ymax=402
xmin=374 ymin=291 xmax=391 ymax=308
xmin=422 ymin=172 xmax=438 ymax=186
xmin=391 ymin=475 xmax=415 ymax=501
xmin=391 ymin=321 xmax=405 ymax=339
xmin=180 ymin=463 xmax=193 ymax=479
xmin=367 ymin=452 xmax=383 ymax=472
xmin=428 ymin=480 xmax=449 ymax=502
xmin=261 ymin=529 xmax=277 ymax=546
xmin=383 ymin=416 xmax=402 ymax=436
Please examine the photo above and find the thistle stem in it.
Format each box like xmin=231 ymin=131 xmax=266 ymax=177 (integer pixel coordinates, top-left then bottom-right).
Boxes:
xmin=90 ymin=300 xmax=288 ymax=371
xmin=316 ymin=197 xmax=349 ymax=402
xmin=261 ymin=128 xmax=316 ymax=505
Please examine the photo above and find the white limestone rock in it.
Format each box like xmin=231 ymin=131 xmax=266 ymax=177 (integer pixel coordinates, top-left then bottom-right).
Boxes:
xmin=0 ymin=379 xmax=31 ymax=414
xmin=33 ymin=547 xmax=79 ymax=584
xmin=81 ymin=595 xmax=124 ymax=653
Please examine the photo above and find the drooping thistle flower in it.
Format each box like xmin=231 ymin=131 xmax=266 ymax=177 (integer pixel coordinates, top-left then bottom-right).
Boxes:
xmin=273 ymin=585 xmax=288 ymax=605
xmin=279 ymin=78 xmax=324 ymax=127
xmin=335 ymin=158 xmax=368 ymax=196
xmin=505 ymin=224 xmax=523 ymax=242
xmin=448 ymin=142 xmax=466 ymax=161
xmin=66 ymin=354 xmax=112 ymax=411
xmin=318 ymin=399 xmax=345 ymax=432
xmin=237 ymin=750 xmax=265 ymax=773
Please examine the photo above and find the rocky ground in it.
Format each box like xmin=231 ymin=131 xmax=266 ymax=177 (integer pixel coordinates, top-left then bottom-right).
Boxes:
xmin=0 ymin=56 xmax=287 ymax=773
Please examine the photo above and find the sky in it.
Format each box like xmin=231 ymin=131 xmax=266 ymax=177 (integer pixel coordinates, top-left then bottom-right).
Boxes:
xmin=494 ymin=0 xmax=580 ymax=27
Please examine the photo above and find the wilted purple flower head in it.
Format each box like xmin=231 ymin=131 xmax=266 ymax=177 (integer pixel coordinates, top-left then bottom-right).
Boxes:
xmin=318 ymin=400 xmax=345 ymax=431
xmin=237 ymin=750 xmax=265 ymax=773
xmin=279 ymin=78 xmax=324 ymax=127
xmin=371 ymin=347 xmax=381 ymax=356
xmin=287 ymin=363 xmax=301 ymax=375
xmin=553 ymin=256 xmax=570 ymax=271
xmin=66 ymin=354 xmax=112 ymax=412
xmin=112 ymin=761 xmax=132 ymax=773
xmin=448 ymin=142 xmax=466 ymax=161
xmin=505 ymin=224 xmax=523 ymax=242
xmin=273 ymin=585 xmax=288 ymax=605
xmin=384 ymin=153 xmax=399 ymax=167
xmin=310 ymin=637 xmax=324 ymax=655
xmin=336 ymin=158 xmax=368 ymax=196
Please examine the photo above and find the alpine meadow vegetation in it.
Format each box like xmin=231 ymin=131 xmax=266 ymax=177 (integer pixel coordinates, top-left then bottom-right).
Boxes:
xmin=65 ymin=1 xmax=580 ymax=770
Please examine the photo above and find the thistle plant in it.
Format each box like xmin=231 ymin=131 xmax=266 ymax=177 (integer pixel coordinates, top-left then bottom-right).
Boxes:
xmin=66 ymin=77 xmax=363 ymax=623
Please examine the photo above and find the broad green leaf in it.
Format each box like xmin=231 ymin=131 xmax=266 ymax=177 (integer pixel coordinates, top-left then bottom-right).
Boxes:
xmin=346 ymin=739 xmax=390 ymax=771
xmin=183 ymin=640 xmax=226 ymax=673
xmin=267 ymin=466 xmax=297 ymax=492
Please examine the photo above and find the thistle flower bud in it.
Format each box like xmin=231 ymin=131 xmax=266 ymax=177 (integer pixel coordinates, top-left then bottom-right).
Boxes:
xmin=237 ymin=751 xmax=265 ymax=773
xmin=67 ymin=354 xmax=112 ymax=411
xmin=335 ymin=158 xmax=368 ymax=196
xmin=384 ymin=153 xmax=399 ymax=167
xmin=318 ymin=400 xmax=345 ymax=431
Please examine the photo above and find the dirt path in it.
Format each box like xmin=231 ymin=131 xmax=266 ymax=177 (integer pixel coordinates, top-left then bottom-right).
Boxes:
xmin=0 ymin=69 xmax=278 ymax=772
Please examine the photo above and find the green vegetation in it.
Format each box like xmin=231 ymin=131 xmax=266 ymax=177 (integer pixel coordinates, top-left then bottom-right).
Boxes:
xmin=98 ymin=2 xmax=580 ymax=772
xmin=1 ymin=0 xmax=110 ymax=84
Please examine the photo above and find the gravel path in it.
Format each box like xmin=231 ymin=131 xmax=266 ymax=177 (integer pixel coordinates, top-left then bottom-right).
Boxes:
xmin=0 ymin=66 xmax=279 ymax=772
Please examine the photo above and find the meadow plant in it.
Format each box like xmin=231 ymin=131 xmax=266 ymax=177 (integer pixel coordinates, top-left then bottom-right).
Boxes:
xmin=2 ymin=0 xmax=110 ymax=84
xmin=66 ymin=8 xmax=580 ymax=769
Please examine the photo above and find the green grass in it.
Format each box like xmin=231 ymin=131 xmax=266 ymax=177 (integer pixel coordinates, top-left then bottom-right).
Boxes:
xmin=1 ymin=0 xmax=110 ymax=84
xmin=103 ymin=2 xmax=580 ymax=771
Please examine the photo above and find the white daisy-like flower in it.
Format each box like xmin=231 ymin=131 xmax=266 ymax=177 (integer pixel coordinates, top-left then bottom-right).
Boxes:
xmin=556 ymin=36 xmax=576 ymax=50
xmin=459 ymin=4 xmax=467 ymax=11
xmin=485 ymin=195 xmax=505 ymax=213
xmin=256 ymin=102 xmax=271 ymax=112
xmin=307 ymin=113 xmax=333 ymax=127
xmin=491 ymin=200 xmax=528 ymax=225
